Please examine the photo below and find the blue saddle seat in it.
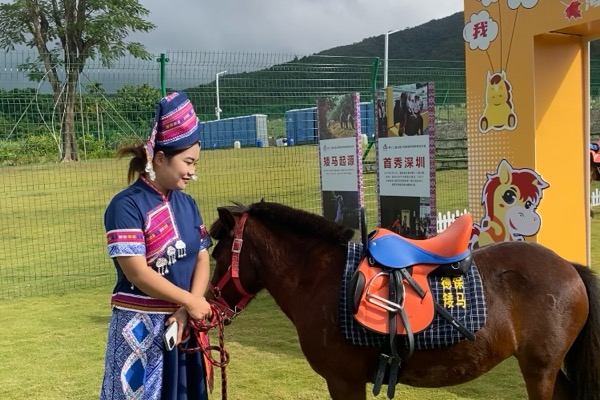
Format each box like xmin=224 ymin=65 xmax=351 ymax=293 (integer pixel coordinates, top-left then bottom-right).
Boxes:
xmin=369 ymin=235 xmax=470 ymax=268
xmin=367 ymin=214 xmax=473 ymax=269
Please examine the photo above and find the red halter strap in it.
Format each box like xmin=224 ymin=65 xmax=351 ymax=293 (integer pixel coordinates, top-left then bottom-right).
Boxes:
xmin=209 ymin=213 xmax=255 ymax=322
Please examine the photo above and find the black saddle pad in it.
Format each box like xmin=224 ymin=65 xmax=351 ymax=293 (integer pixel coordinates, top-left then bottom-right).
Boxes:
xmin=339 ymin=242 xmax=487 ymax=349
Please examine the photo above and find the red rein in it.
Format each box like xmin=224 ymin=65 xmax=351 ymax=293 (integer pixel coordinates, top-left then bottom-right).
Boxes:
xmin=181 ymin=213 xmax=255 ymax=400
xmin=181 ymin=303 xmax=230 ymax=400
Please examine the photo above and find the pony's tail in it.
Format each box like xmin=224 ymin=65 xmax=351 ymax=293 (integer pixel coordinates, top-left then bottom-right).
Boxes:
xmin=564 ymin=263 xmax=600 ymax=400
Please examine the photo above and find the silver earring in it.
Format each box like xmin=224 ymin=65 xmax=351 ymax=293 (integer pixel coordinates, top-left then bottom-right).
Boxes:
xmin=145 ymin=163 xmax=156 ymax=181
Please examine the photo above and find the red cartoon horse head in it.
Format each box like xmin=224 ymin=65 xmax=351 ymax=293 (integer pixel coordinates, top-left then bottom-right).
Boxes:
xmin=470 ymin=159 xmax=549 ymax=249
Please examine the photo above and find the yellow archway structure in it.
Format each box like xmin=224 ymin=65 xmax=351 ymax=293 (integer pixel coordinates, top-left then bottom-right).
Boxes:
xmin=464 ymin=0 xmax=600 ymax=264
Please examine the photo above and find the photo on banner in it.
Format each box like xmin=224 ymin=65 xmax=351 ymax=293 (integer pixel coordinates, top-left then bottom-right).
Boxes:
xmin=374 ymin=82 xmax=436 ymax=238
xmin=317 ymin=93 xmax=364 ymax=231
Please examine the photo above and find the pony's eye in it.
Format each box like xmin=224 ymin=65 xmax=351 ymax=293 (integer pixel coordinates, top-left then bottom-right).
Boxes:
xmin=525 ymin=201 xmax=533 ymax=209
xmin=502 ymin=190 xmax=517 ymax=205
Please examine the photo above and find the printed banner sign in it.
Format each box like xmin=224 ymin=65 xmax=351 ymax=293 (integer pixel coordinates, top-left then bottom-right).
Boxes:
xmin=317 ymin=93 xmax=363 ymax=230
xmin=375 ymin=82 xmax=436 ymax=239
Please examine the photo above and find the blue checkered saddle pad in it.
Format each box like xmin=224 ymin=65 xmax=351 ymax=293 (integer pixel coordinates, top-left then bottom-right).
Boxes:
xmin=339 ymin=242 xmax=487 ymax=349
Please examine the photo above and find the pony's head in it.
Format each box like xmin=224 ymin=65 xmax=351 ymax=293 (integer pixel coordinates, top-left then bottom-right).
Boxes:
xmin=207 ymin=203 xmax=262 ymax=322
xmin=208 ymin=201 xmax=354 ymax=322
xmin=485 ymin=70 xmax=512 ymax=109
xmin=481 ymin=159 xmax=549 ymax=238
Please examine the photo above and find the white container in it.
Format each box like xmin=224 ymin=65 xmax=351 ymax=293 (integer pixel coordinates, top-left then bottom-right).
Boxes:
xmin=276 ymin=138 xmax=288 ymax=147
xmin=233 ymin=140 xmax=241 ymax=149
xmin=361 ymin=134 xmax=368 ymax=146
xmin=255 ymin=114 xmax=269 ymax=147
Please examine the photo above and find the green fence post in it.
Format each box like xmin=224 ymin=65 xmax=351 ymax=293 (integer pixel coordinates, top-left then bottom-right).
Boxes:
xmin=363 ymin=57 xmax=380 ymax=161
xmin=371 ymin=56 xmax=380 ymax=94
xmin=156 ymin=53 xmax=170 ymax=96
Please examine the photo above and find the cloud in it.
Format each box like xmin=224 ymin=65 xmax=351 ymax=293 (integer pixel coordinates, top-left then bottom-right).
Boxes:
xmin=477 ymin=0 xmax=498 ymax=6
xmin=131 ymin=0 xmax=464 ymax=55
xmin=463 ymin=10 xmax=498 ymax=51
xmin=507 ymin=0 xmax=538 ymax=9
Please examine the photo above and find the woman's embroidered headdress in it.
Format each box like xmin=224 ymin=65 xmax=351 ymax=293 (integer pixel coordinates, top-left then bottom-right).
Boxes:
xmin=144 ymin=91 xmax=200 ymax=180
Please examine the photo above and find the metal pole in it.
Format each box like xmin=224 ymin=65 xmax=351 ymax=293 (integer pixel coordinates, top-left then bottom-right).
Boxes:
xmin=215 ymin=70 xmax=227 ymax=120
xmin=384 ymin=34 xmax=389 ymax=89
xmin=384 ymin=30 xmax=400 ymax=89
xmin=156 ymin=53 xmax=170 ymax=97
xmin=371 ymin=57 xmax=380 ymax=95
xmin=363 ymin=57 xmax=381 ymax=162
xmin=216 ymin=73 xmax=220 ymax=120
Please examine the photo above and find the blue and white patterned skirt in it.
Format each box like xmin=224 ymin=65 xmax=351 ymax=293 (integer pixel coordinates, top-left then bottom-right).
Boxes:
xmin=100 ymin=308 xmax=207 ymax=400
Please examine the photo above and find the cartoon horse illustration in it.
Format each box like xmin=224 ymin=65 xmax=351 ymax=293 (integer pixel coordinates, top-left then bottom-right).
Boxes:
xmin=470 ymin=159 xmax=549 ymax=249
xmin=479 ymin=70 xmax=517 ymax=133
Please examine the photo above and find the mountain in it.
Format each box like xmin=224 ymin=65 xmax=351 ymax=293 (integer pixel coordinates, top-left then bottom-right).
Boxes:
xmin=319 ymin=12 xmax=466 ymax=61
xmin=318 ymin=11 xmax=600 ymax=61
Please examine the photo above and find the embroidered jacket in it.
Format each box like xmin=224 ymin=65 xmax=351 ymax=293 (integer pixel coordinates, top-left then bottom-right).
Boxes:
xmin=104 ymin=176 xmax=212 ymax=313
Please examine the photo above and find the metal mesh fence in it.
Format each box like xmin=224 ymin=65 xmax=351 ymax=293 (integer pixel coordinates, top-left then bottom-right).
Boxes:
xmin=2 ymin=49 xmax=574 ymax=299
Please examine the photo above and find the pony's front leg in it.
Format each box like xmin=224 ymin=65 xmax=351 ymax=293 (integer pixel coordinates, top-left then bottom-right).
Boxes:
xmin=326 ymin=377 xmax=366 ymax=400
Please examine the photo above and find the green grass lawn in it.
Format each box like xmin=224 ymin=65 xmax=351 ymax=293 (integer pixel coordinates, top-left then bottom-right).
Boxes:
xmin=0 ymin=286 xmax=527 ymax=400
xmin=1 ymin=147 xmax=595 ymax=399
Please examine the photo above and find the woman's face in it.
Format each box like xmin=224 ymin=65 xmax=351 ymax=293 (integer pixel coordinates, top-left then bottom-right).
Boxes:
xmin=154 ymin=144 xmax=201 ymax=193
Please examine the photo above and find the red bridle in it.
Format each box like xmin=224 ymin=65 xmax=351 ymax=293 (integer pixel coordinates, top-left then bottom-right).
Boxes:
xmin=209 ymin=213 xmax=255 ymax=323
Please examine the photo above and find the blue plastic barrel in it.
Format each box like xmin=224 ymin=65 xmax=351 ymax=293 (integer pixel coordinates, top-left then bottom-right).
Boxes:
xmin=257 ymin=139 xmax=263 ymax=148
xmin=288 ymin=138 xmax=295 ymax=146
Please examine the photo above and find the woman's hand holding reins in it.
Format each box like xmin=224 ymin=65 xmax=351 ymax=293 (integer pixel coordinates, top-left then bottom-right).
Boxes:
xmin=184 ymin=294 xmax=212 ymax=321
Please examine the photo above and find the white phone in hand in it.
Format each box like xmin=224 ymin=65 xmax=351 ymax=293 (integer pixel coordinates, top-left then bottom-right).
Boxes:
xmin=163 ymin=321 xmax=178 ymax=351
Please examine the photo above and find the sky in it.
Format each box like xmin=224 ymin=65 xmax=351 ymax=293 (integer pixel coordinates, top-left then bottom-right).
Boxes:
xmin=130 ymin=0 xmax=464 ymax=55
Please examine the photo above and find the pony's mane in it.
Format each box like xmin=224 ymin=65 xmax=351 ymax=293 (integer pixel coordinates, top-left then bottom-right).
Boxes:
xmin=209 ymin=201 xmax=355 ymax=244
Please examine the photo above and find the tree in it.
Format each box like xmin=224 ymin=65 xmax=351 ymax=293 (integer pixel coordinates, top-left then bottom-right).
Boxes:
xmin=0 ymin=0 xmax=155 ymax=161
xmin=114 ymin=83 xmax=161 ymax=124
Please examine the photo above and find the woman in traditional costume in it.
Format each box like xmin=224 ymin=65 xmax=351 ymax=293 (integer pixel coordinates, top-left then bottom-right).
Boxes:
xmin=100 ymin=91 xmax=212 ymax=400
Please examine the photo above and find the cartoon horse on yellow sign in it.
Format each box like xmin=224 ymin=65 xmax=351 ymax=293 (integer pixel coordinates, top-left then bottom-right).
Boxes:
xmin=470 ymin=159 xmax=549 ymax=249
xmin=479 ymin=70 xmax=517 ymax=133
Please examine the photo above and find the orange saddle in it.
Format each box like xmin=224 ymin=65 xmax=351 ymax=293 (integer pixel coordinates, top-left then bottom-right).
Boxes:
xmin=351 ymin=214 xmax=473 ymax=336
xmin=591 ymin=140 xmax=600 ymax=163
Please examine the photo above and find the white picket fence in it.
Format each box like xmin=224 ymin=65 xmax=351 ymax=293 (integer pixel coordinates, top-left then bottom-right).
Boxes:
xmin=436 ymin=209 xmax=470 ymax=233
xmin=593 ymin=188 xmax=600 ymax=207
xmin=437 ymin=189 xmax=600 ymax=233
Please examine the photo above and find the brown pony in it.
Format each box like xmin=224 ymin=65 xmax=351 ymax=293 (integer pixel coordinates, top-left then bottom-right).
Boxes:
xmin=207 ymin=201 xmax=600 ymax=400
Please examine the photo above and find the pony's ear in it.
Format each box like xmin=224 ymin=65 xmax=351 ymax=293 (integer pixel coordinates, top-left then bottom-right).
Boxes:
xmin=533 ymin=176 xmax=550 ymax=190
xmin=497 ymin=159 xmax=513 ymax=184
xmin=217 ymin=207 xmax=237 ymax=232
